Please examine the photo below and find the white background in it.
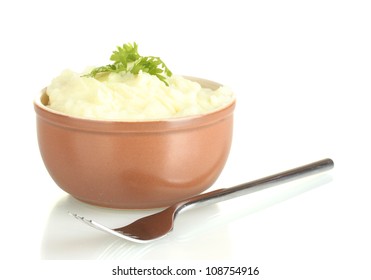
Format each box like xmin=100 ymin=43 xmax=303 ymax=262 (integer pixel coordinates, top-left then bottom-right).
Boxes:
xmin=1 ymin=0 xmax=370 ymax=279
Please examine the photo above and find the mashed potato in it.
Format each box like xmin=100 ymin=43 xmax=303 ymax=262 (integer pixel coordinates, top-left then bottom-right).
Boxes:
xmin=46 ymin=70 xmax=234 ymax=120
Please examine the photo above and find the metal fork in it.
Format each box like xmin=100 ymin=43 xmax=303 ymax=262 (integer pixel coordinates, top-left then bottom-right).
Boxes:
xmin=70 ymin=158 xmax=334 ymax=243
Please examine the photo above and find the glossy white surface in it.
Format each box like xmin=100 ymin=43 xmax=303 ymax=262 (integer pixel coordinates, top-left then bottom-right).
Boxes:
xmin=1 ymin=0 xmax=371 ymax=279
xmin=40 ymin=174 xmax=333 ymax=260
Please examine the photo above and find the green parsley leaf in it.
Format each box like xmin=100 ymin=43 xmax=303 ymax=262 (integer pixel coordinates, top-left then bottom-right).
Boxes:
xmin=83 ymin=42 xmax=172 ymax=85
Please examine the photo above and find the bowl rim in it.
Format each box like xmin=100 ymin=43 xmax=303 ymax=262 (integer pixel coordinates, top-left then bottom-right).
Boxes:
xmin=34 ymin=76 xmax=236 ymax=133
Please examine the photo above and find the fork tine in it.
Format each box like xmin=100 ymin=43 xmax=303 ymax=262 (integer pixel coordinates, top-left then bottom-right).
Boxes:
xmin=68 ymin=212 xmax=145 ymax=242
xmin=69 ymin=212 xmax=89 ymax=225
xmin=69 ymin=212 xmax=101 ymax=231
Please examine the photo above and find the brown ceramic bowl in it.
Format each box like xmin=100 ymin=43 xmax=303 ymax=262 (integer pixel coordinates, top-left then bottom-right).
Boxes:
xmin=34 ymin=77 xmax=235 ymax=209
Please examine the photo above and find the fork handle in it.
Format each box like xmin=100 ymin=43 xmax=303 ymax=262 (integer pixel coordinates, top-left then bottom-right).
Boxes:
xmin=175 ymin=158 xmax=334 ymax=213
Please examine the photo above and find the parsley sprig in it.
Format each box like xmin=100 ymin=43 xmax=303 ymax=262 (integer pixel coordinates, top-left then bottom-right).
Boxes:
xmin=84 ymin=42 xmax=172 ymax=85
